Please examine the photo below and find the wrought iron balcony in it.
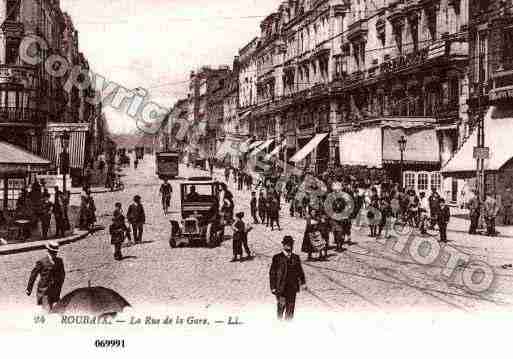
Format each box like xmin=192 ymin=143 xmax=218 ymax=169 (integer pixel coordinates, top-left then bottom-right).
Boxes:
xmin=0 ymin=108 xmax=46 ymax=125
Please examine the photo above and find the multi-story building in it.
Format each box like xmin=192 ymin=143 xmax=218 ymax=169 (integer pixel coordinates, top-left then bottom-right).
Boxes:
xmin=249 ymin=0 xmax=347 ymax=174
xmin=186 ymin=66 xmax=231 ymax=159
xmin=237 ymin=37 xmax=259 ymax=143
xmin=335 ymin=0 xmax=470 ymax=199
xmin=442 ymin=0 xmax=513 ymax=220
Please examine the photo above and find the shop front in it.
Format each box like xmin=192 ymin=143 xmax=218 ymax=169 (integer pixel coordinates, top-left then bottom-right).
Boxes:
xmin=289 ymin=133 xmax=329 ymax=174
xmin=339 ymin=120 xmax=440 ymax=187
xmin=442 ymin=105 xmax=513 ymax=224
xmin=0 ymin=141 xmax=50 ymax=242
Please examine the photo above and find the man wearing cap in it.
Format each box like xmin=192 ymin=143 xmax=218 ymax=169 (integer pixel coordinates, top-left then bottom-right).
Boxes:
xmin=26 ymin=241 xmax=65 ymax=312
xmin=269 ymin=236 xmax=307 ymax=320
xmin=127 ymin=195 xmax=146 ymax=243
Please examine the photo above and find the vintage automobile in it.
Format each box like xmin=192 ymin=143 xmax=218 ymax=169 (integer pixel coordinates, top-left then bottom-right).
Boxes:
xmin=169 ymin=177 xmax=225 ymax=248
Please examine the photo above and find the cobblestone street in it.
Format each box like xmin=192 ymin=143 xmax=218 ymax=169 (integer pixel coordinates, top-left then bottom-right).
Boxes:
xmin=2 ymin=156 xmax=513 ymax=326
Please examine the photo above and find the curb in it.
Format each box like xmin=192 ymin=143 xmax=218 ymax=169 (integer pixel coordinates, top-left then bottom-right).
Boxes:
xmin=0 ymin=228 xmax=99 ymax=256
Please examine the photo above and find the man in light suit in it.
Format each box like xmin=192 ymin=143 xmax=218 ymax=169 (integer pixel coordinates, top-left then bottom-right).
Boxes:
xmin=269 ymin=236 xmax=307 ymax=320
xmin=26 ymin=241 xmax=65 ymax=312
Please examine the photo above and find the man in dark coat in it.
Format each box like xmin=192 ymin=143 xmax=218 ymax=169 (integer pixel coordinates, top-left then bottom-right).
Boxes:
xmin=437 ymin=198 xmax=451 ymax=243
xmin=26 ymin=241 xmax=65 ymax=312
xmin=53 ymin=186 xmax=66 ymax=238
xmin=127 ymin=195 xmax=146 ymax=243
xmin=250 ymin=191 xmax=259 ymax=224
xmin=467 ymin=191 xmax=481 ymax=235
xmin=40 ymin=193 xmax=53 ymax=241
xmin=269 ymin=236 xmax=307 ymax=320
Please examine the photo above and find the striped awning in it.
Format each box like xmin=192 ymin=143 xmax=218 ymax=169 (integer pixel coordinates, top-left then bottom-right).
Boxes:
xmin=265 ymin=140 xmax=286 ymax=161
xmin=249 ymin=139 xmax=274 ymax=157
xmin=41 ymin=130 xmax=88 ymax=170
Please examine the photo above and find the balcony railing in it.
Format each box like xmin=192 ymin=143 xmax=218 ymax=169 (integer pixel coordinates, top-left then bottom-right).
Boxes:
xmin=0 ymin=108 xmax=45 ymax=125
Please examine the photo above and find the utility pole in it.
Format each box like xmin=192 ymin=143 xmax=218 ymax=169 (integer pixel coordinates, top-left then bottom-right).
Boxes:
xmin=475 ymin=83 xmax=488 ymax=203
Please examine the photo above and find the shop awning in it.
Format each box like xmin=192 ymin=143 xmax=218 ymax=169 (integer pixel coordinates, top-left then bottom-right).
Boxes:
xmin=238 ymin=110 xmax=252 ymax=121
xmin=339 ymin=127 xmax=383 ymax=167
xmin=442 ymin=106 xmax=513 ymax=174
xmin=249 ymin=139 xmax=274 ymax=157
xmin=265 ymin=141 xmax=286 ymax=160
xmin=382 ymin=125 xmax=439 ymax=164
xmin=290 ymin=133 xmax=329 ymax=163
xmin=216 ymin=137 xmax=243 ymax=159
xmin=0 ymin=141 xmax=50 ymax=173
xmin=339 ymin=123 xmax=439 ymax=168
xmin=239 ymin=138 xmax=253 ymax=153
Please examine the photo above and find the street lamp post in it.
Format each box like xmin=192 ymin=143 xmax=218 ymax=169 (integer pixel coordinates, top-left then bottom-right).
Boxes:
xmin=60 ymin=131 xmax=71 ymax=193
xmin=398 ymin=135 xmax=407 ymax=190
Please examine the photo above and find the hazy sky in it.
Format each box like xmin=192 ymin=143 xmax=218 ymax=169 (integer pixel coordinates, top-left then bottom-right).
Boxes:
xmin=60 ymin=0 xmax=278 ymax=133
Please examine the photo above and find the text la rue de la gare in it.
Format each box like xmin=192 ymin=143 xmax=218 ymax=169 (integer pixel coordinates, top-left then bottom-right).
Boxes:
xmin=59 ymin=314 xmax=242 ymax=326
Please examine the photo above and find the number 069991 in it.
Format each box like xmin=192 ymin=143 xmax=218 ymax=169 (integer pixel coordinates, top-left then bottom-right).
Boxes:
xmin=94 ymin=339 xmax=126 ymax=348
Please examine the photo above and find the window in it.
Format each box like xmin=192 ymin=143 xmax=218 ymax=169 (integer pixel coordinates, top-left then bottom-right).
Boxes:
xmin=6 ymin=0 xmax=20 ymax=21
xmin=418 ymin=173 xmax=429 ymax=192
xmin=477 ymin=31 xmax=488 ymax=83
xmin=7 ymin=91 xmax=17 ymax=108
xmin=426 ymin=8 xmax=437 ymax=40
xmin=410 ymin=17 xmax=419 ymax=52
xmin=404 ymin=172 xmax=416 ymax=189
xmin=503 ymin=27 xmax=513 ymax=70
xmin=449 ymin=78 xmax=459 ymax=104
xmin=394 ymin=25 xmax=403 ymax=54
xmin=430 ymin=173 xmax=441 ymax=192
xmin=5 ymin=38 xmax=19 ymax=65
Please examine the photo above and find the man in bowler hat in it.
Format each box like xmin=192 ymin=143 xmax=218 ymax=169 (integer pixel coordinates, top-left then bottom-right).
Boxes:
xmin=269 ymin=236 xmax=307 ymax=320
xmin=26 ymin=241 xmax=65 ymax=312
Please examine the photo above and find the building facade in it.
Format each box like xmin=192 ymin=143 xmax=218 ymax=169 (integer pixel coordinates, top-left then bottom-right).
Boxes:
xmin=0 ymin=0 xmax=102 ymax=182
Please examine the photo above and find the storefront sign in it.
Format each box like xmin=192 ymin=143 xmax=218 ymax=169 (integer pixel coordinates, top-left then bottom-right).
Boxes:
xmin=473 ymin=146 xmax=490 ymax=159
xmin=489 ymin=86 xmax=513 ymax=101
xmin=379 ymin=48 xmax=429 ymax=75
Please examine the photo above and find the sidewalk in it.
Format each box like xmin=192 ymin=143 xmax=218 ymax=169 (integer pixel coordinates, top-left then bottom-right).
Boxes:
xmin=0 ymin=229 xmax=91 ymax=255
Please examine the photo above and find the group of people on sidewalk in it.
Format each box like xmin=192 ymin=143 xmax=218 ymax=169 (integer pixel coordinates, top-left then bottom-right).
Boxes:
xmin=466 ymin=191 xmax=500 ymax=237
xmin=108 ymin=195 xmax=146 ymax=260
xmin=14 ymin=180 xmax=70 ymax=241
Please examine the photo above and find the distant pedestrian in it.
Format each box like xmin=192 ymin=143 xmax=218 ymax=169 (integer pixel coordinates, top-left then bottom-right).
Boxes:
xmin=224 ymin=167 xmax=230 ymax=183
xmin=258 ymin=192 xmax=267 ymax=225
xmin=127 ymin=195 xmax=146 ymax=243
xmin=437 ymin=198 xmax=450 ymax=243
xmin=209 ymin=159 xmax=214 ymax=177
xmin=231 ymin=212 xmax=245 ymax=262
xmin=269 ymin=236 xmax=307 ymax=321
xmin=484 ymin=193 xmax=499 ymax=236
xmin=26 ymin=241 xmax=65 ymax=312
xmin=85 ymin=191 xmax=97 ymax=230
xmin=53 ymin=186 xmax=66 ymax=238
xmin=250 ymin=191 xmax=259 ymax=224
xmin=110 ymin=203 xmax=131 ymax=260
xmin=429 ymin=188 xmax=441 ymax=230
xmin=268 ymin=195 xmax=281 ymax=231
xmin=159 ymin=179 xmax=173 ymax=215
xmin=467 ymin=191 xmax=481 ymax=235
xmin=40 ymin=193 xmax=53 ymax=241
xmin=134 ymin=158 xmax=139 ymax=169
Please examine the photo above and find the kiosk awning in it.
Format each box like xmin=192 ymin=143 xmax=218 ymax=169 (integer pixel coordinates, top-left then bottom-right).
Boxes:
xmin=290 ymin=133 xmax=329 ymax=163
xmin=0 ymin=141 xmax=50 ymax=174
